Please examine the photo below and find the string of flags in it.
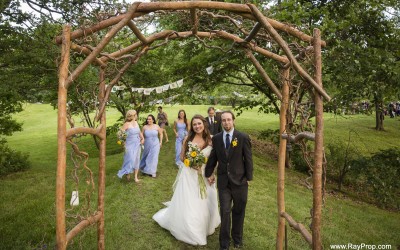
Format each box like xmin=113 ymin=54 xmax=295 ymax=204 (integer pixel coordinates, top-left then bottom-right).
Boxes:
xmin=109 ymin=61 xmax=224 ymax=96
xmin=111 ymin=79 xmax=184 ymax=95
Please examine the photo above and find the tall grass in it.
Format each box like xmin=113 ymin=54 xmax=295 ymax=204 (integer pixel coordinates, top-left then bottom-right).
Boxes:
xmin=1 ymin=104 xmax=399 ymax=249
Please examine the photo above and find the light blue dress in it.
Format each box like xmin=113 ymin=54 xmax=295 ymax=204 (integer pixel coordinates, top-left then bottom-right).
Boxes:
xmin=175 ymin=122 xmax=187 ymax=165
xmin=117 ymin=127 xmax=141 ymax=178
xmin=140 ymin=129 xmax=160 ymax=177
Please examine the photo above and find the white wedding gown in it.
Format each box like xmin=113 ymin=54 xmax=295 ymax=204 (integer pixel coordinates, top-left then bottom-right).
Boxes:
xmin=153 ymin=145 xmax=221 ymax=245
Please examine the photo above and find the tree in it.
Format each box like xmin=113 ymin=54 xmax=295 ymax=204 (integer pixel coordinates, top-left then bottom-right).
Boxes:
xmin=270 ymin=0 xmax=400 ymax=130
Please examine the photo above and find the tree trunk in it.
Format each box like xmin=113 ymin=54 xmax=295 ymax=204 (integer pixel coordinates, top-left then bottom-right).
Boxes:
xmin=374 ymin=97 xmax=384 ymax=131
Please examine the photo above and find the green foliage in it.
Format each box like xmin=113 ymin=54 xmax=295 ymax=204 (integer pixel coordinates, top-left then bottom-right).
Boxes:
xmin=326 ymin=136 xmax=360 ymax=191
xmin=257 ymin=128 xmax=311 ymax=172
xmin=0 ymin=138 xmax=31 ymax=176
xmin=0 ymin=89 xmax=22 ymax=136
xmin=106 ymin=121 xmax=122 ymax=137
xmin=258 ymin=129 xmax=280 ymax=144
xmin=271 ymin=0 xmax=400 ymax=129
xmin=351 ymin=148 xmax=400 ymax=210
xmin=289 ymin=143 xmax=312 ymax=173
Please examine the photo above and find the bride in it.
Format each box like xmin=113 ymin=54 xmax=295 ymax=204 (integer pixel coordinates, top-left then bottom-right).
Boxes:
xmin=153 ymin=114 xmax=221 ymax=246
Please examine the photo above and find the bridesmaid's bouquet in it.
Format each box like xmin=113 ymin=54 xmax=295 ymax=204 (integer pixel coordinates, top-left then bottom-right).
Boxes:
xmin=184 ymin=142 xmax=208 ymax=199
xmin=117 ymin=129 xmax=127 ymax=145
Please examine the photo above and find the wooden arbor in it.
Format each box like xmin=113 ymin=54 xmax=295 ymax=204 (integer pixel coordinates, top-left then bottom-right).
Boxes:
xmin=55 ymin=1 xmax=330 ymax=249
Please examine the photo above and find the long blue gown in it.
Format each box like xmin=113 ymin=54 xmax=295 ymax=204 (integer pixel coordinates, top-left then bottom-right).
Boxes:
xmin=140 ymin=129 xmax=160 ymax=177
xmin=175 ymin=122 xmax=187 ymax=165
xmin=117 ymin=127 xmax=141 ymax=178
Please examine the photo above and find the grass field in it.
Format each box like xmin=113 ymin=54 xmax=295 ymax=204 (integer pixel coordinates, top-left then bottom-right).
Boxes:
xmin=1 ymin=104 xmax=399 ymax=249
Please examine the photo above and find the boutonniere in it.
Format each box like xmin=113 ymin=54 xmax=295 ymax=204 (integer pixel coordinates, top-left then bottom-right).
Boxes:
xmin=214 ymin=120 xmax=218 ymax=124
xmin=232 ymin=138 xmax=238 ymax=147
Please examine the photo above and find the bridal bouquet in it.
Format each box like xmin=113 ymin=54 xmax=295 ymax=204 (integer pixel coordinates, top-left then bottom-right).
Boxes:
xmin=184 ymin=141 xmax=207 ymax=199
xmin=117 ymin=129 xmax=127 ymax=145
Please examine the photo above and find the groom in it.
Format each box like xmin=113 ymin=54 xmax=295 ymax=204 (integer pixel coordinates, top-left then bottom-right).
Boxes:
xmin=205 ymin=111 xmax=253 ymax=250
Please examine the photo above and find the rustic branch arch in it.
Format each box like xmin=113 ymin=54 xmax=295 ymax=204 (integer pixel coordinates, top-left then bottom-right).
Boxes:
xmin=55 ymin=1 xmax=329 ymax=249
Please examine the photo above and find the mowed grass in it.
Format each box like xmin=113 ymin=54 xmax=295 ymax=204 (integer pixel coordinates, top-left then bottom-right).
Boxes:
xmin=1 ymin=104 xmax=399 ymax=249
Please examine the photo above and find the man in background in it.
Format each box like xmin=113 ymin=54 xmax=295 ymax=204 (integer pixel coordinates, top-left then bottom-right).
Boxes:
xmin=206 ymin=107 xmax=221 ymax=136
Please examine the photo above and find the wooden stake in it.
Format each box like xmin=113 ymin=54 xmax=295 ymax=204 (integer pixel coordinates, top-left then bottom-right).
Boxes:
xmin=190 ymin=8 xmax=198 ymax=35
xmin=97 ymin=67 xmax=107 ymax=250
xmin=276 ymin=67 xmax=290 ymax=250
xmin=56 ymin=25 xmax=70 ymax=250
xmin=312 ymin=28 xmax=323 ymax=250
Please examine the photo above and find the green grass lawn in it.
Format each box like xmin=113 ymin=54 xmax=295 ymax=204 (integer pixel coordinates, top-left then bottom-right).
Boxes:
xmin=1 ymin=104 xmax=399 ymax=249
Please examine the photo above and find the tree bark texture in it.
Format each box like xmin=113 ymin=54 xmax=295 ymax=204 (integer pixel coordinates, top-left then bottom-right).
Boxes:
xmin=276 ymin=68 xmax=290 ymax=250
xmin=56 ymin=25 xmax=70 ymax=250
xmin=312 ymin=28 xmax=323 ymax=250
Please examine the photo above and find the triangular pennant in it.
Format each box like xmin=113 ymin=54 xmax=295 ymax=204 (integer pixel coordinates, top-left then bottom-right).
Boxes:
xmin=156 ymin=87 xmax=163 ymax=93
xmin=162 ymin=84 xmax=169 ymax=91
xmin=177 ymin=79 xmax=184 ymax=87
xmin=143 ymin=89 xmax=152 ymax=95
xmin=206 ymin=66 xmax=214 ymax=75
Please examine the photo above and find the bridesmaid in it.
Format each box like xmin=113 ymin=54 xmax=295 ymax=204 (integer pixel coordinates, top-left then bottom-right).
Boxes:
xmin=173 ymin=110 xmax=189 ymax=166
xmin=140 ymin=114 xmax=163 ymax=178
xmin=117 ymin=110 xmax=144 ymax=183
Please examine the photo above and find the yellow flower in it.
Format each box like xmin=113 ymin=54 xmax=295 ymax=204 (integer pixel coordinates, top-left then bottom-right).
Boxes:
xmin=232 ymin=139 xmax=238 ymax=147
xmin=184 ymin=159 xmax=190 ymax=167
xmin=204 ymin=157 xmax=208 ymax=163
xmin=117 ymin=140 xmax=122 ymax=145
xmin=190 ymin=151 xmax=197 ymax=158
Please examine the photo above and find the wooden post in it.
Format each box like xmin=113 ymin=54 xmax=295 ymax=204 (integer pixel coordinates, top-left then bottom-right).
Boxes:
xmin=190 ymin=8 xmax=198 ymax=35
xmin=276 ymin=67 xmax=290 ymax=250
xmin=312 ymin=28 xmax=323 ymax=250
xmin=56 ymin=25 xmax=70 ymax=250
xmin=97 ymin=67 xmax=107 ymax=249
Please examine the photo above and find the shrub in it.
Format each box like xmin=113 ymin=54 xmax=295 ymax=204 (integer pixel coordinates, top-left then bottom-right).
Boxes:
xmin=351 ymin=148 xmax=400 ymax=210
xmin=0 ymin=139 xmax=31 ymax=176
xmin=326 ymin=139 xmax=359 ymax=191
xmin=106 ymin=123 xmax=122 ymax=137
xmin=258 ymin=129 xmax=310 ymax=172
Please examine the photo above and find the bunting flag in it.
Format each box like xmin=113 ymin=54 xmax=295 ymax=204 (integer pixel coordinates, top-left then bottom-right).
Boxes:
xmin=144 ymin=88 xmax=154 ymax=95
xmin=177 ymin=79 xmax=184 ymax=87
xmin=110 ymin=78 xmax=184 ymax=95
xmin=162 ymin=84 xmax=169 ymax=91
xmin=233 ymin=91 xmax=245 ymax=98
xmin=155 ymin=86 xmax=163 ymax=93
xmin=206 ymin=66 xmax=214 ymax=75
